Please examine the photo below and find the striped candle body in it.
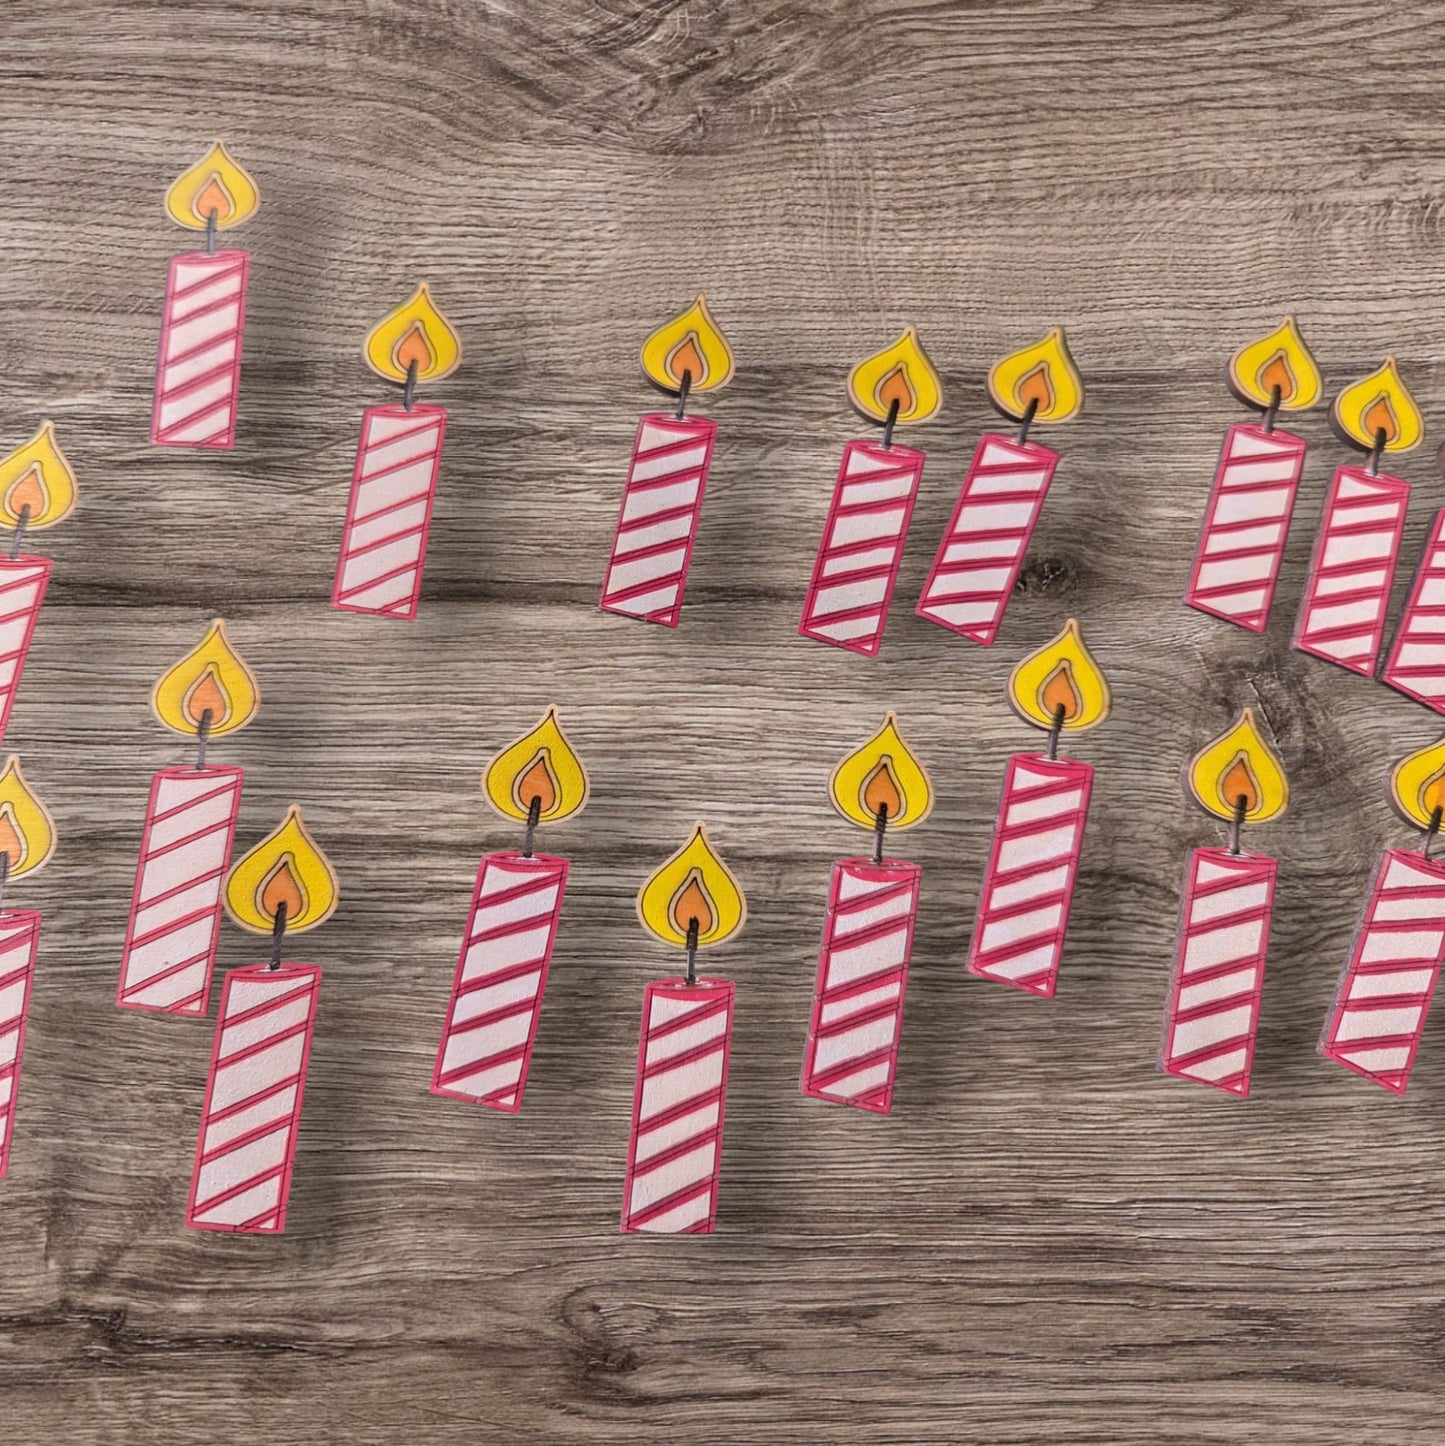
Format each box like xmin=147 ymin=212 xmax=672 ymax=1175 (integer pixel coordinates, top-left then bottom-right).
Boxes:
xmin=430 ymin=852 xmax=568 ymax=1113
xmin=117 ymin=766 xmax=244 ymax=1016
xmin=1185 ymin=422 xmax=1307 ymax=632
xmin=187 ymin=963 xmax=321 ymax=1234
xmin=799 ymin=441 xmax=925 ymax=657
xmin=967 ymin=754 xmax=1093 ymax=998
xmin=1319 ymin=849 xmax=1445 ymax=1094
xmin=1381 ymin=509 xmax=1445 ymax=714
xmin=0 ymin=557 xmax=50 ymax=749
xmin=1294 ymin=465 xmax=1410 ymax=675
xmin=151 ymin=249 xmax=250 ymax=449
xmin=1160 ymin=848 xmax=1276 ymax=1096
xmin=800 ymin=858 xmax=921 ymax=1114
xmin=0 ymin=911 xmax=39 ymax=1179
xmin=600 ymin=414 xmax=716 ymax=627
xmin=332 ymin=404 xmax=448 ymax=620
xmin=621 ymin=977 xmax=735 ymax=1235
xmin=917 ymin=434 xmax=1058 ymax=645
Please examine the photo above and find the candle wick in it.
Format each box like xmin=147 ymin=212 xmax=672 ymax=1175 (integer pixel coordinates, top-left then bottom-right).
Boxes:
xmin=1367 ymin=426 xmax=1387 ymax=477
xmin=402 ymin=359 xmax=418 ymax=413
xmin=1262 ymin=383 xmax=1281 ymax=435
xmin=880 ymin=397 xmax=900 ymax=451
xmin=684 ymin=915 xmax=699 ymax=986
xmin=1016 ymin=396 xmax=1040 ymax=447
xmin=269 ymin=900 xmax=288 ymax=970
xmin=195 ymin=708 xmax=213 ymax=771
xmin=1423 ymin=805 xmax=1443 ymax=862
xmin=1047 ymin=702 xmax=1065 ymax=761
xmin=9 ymin=505 xmax=30 ymax=561
xmin=205 ymin=207 xmax=218 ymax=257
xmin=872 ymin=803 xmax=888 ymax=866
xmin=1228 ymin=794 xmax=1247 ymax=855
xmin=522 ymin=794 xmax=542 ymax=858
xmin=674 ymin=369 xmax=692 ymax=422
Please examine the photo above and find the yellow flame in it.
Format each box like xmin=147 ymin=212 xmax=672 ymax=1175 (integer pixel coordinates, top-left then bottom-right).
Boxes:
xmin=1228 ymin=316 xmax=1322 ymax=411
xmin=0 ymin=757 xmax=55 ymax=879
xmin=1186 ymin=708 xmax=1289 ymax=824
xmin=987 ymin=328 xmax=1083 ymax=425
xmin=481 ymin=707 xmax=589 ymax=825
xmin=151 ymin=620 xmax=260 ymax=738
xmin=1332 ymin=359 xmax=1423 ymax=453
xmin=636 ymin=823 xmax=746 ymax=948
xmin=164 ymin=141 xmax=260 ymax=231
xmin=847 ymin=329 xmax=942 ymax=425
xmin=828 ymin=713 xmax=934 ymax=831
xmin=363 ymin=284 xmax=462 ymax=384
xmin=1007 ymin=619 xmax=1112 ymax=732
xmin=639 ymin=296 xmax=735 ymax=395
xmin=225 ymin=806 xmax=338 ymax=935
xmin=1390 ymin=736 xmax=1445 ymax=829
xmin=0 ymin=422 xmax=77 ymax=531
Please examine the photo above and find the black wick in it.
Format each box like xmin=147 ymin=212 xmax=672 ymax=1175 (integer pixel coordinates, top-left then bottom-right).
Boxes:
xmin=1423 ymin=805 xmax=1443 ymax=862
xmin=268 ymin=900 xmax=288 ymax=969
xmin=1367 ymin=425 xmax=1387 ymax=477
xmin=674 ymin=368 xmax=693 ymax=421
xmin=1228 ymin=794 xmax=1248 ymax=856
xmin=872 ymin=802 xmax=889 ymax=865
xmin=684 ymin=915 xmax=700 ymax=986
xmin=880 ymin=396 xmax=901 ymax=451
xmin=522 ymin=794 xmax=542 ymax=858
xmin=1016 ymin=396 xmax=1040 ymax=447
xmin=8 ymin=505 xmax=30 ymax=561
xmin=195 ymin=707 xmax=213 ymax=771
xmin=0 ymin=850 xmax=10 ymax=916
xmin=1046 ymin=702 xmax=1066 ymax=761
xmin=402 ymin=358 xmax=419 ymax=412
xmin=205 ymin=207 xmax=218 ymax=257
xmin=1262 ymin=382 xmax=1282 ymax=435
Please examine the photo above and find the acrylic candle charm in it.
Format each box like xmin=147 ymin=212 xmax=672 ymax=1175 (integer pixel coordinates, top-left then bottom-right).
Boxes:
xmin=117 ymin=621 xmax=259 ymax=1015
xmin=1160 ymin=709 xmax=1289 ymax=1096
xmin=918 ymin=329 xmax=1083 ymax=646
xmin=152 ymin=142 xmax=259 ymax=449
xmin=600 ymin=297 xmax=734 ymax=627
xmin=0 ymin=423 xmax=78 ymax=746
xmin=1382 ymin=451 xmax=1445 ymax=715
xmin=187 ymin=807 xmax=338 ymax=1234
xmin=622 ymin=825 xmax=745 ymax=1235
xmin=967 ymin=620 xmax=1110 ymax=998
xmin=0 ymin=758 xmax=55 ymax=1178
xmin=1319 ymin=736 xmax=1445 ymax=1093
xmin=1184 ymin=318 xmax=1321 ymax=632
xmin=431 ymin=708 xmax=588 ymax=1112
xmin=1295 ymin=361 xmax=1423 ymax=675
xmin=799 ymin=330 xmax=941 ymax=656
xmin=332 ymin=286 xmax=461 ymax=620
xmin=800 ymin=714 xmax=931 ymax=1113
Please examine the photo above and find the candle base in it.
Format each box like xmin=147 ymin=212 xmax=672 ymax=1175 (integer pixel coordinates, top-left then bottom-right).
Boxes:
xmin=0 ymin=910 xmax=40 ymax=1179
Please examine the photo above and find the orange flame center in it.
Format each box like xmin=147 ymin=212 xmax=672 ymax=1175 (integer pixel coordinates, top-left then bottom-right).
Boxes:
xmin=0 ymin=807 xmax=22 ymax=867
xmin=1258 ymin=352 xmax=1295 ymax=403
xmin=393 ymin=323 xmax=435 ymax=377
xmin=876 ymin=365 xmax=916 ymax=417
xmin=183 ymin=668 xmax=227 ymax=729
xmin=1423 ymin=769 xmax=1445 ymax=819
xmin=667 ymin=334 xmax=706 ymax=388
xmin=1016 ymin=364 xmax=1054 ymax=414
xmin=1362 ymin=393 xmax=1399 ymax=446
xmin=670 ymin=869 xmax=714 ymax=936
xmin=194 ymin=174 xmax=232 ymax=223
xmin=1040 ymin=662 xmax=1081 ymax=722
xmin=861 ymin=759 xmax=903 ymax=820
xmin=515 ymin=752 xmax=558 ymax=814
xmin=260 ymin=856 xmax=305 ymax=922
xmin=5 ymin=465 xmax=47 ymax=521
xmin=1221 ymin=753 xmax=1261 ymax=812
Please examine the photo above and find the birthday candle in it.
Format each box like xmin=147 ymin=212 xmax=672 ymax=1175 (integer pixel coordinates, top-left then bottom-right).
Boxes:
xmin=152 ymin=143 xmax=259 ymax=450
xmin=1319 ymin=737 xmax=1445 ymax=1092
xmin=799 ymin=331 xmax=941 ymax=657
xmin=918 ymin=330 xmax=1083 ymax=646
xmin=1295 ymin=361 xmax=1423 ymax=675
xmin=117 ymin=621 xmax=259 ymax=1016
xmin=624 ymin=825 xmax=745 ymax=1234
xmin=967 ymin=620 xmax=1111 ymax=998
xmin=1381 ymin=509 xmax=1445 ymax=714
xmin=0 ymin=423 xmax=78 ymax=748
xmin=801 ymin=714 xmax=932 ymax=1113
xmin=1159 ymin=709 xmax=1289 ymax=1096
xmin=431 ymin=709 xmax=588 ymax=1112
xmin=333 ymin=287 xmax=461 ymax=620
xmin=1185 ymin=320 xmax=1320 ymax=632
xmin=600 ymin=299 xmax=733 ymax=627
xmin=187 ymin=807 xmax=338 ymax=1233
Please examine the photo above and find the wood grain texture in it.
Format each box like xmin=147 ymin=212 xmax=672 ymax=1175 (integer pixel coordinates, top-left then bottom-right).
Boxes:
xmin=2 ymin=0 xmax=1445 ymax=1439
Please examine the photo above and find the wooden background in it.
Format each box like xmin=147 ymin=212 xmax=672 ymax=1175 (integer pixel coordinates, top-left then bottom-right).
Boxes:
xmin=4 ymin=1 xmax=1445 ymax=1439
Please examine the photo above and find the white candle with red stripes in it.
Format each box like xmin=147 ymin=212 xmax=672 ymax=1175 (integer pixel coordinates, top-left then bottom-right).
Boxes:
xmin=117 ymin=621 xmax=260 ymax=1016
xmin=919 ymin=329 xmax=1083 ymax=646
xmin=1160 ymin=709 xmax=1290 ymax=1096
xmin=801 ymin=714 xmax=932 ymax=1114
xmin=1295 ymin=359 xmax=1424 ymax=675
xmin=1382 ymin=508 xmax=1445 ymax=714
xmin=1185 ymin=319 xmax=1321 ymax=632
xmin=152 ymin=142 xmax=259 ymax=450
xmin=623 ymin=824 xmax=745 ymax=1234
xmin=333 ymin=287 xmax=462 ymax=620
xmin=968 ymin=619 xmax=1111 ymax=999
xmin=601 ymin=298 xmax=734 ymax=627
xmin=431 ymin=708 xmax=589 ymax=1113
xmin=1319 ymin=736 xmax=1445 ymax=1093
xmin=187 ymin=806 xmax=338 ymax=1233
xmin=0 ymin=755 xmax=56 ymax=1179
xmin=799 ymin=330 xmax=941 ymax=657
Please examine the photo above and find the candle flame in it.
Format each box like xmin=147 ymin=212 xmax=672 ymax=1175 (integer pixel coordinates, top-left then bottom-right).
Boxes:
xmin=0 ymin=422 xmax=78 ymax=531
xmin=1332 ymin=359 xmax=1423 ymax=453
xmin=364 ymin=285 xmax=462 ymax=385
xmin=0 ymin=757 xmax=55 ymax=879
xmin=847 ymin=329 xmax=942 ymax=426
xmin=225 ymin=806 xmax=338 ymax=935
xmin=639 ymin=297 xmax=735 ymax=395
xmin=636 ymin=824 xmax=745 ymax=948
xmin=164 ymin=141 xmax=260 ymax=231
xmin=1185 ymin=708 xmax=1289 ymax=824
xmin=988 ymin=328 xmax=1083 ymax=424
xmin=152 ymin=620 xmax=260 ymax=738
xmin=1390 ymin=735 xmax=1445 ymax=829
xmin=829 ymin=714 xmax=933 ymax=831
xmin=482 ymin=707 xmax=589 ymax=825
xmin=1007 ymin=620 xmax=1111 ymax=732
xmin=1228 ymin=318 xmax=1321 ymax=410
